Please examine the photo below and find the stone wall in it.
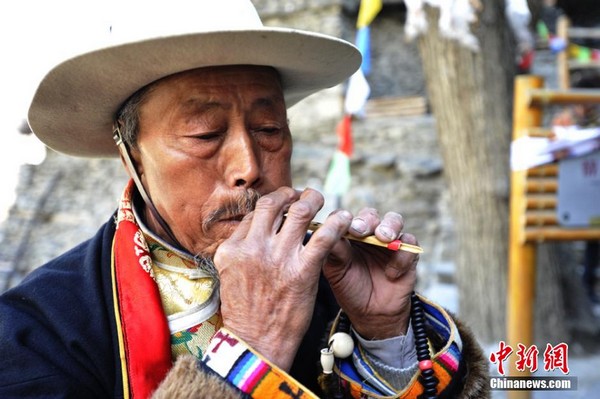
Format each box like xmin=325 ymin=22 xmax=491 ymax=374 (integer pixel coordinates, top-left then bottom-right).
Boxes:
xmin=0 ymin=153 xmax=129 ymax=291
xmin=0 ymin=0 xmax=452 ymax=293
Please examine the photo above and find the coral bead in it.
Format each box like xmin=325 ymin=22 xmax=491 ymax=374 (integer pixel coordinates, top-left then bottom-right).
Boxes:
xmin=418 ymin=359 xmax=433 ymax=371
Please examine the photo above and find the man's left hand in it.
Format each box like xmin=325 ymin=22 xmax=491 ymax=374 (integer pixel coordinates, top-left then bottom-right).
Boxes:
xmin=322 ymin=209 xmax=419 ymax=340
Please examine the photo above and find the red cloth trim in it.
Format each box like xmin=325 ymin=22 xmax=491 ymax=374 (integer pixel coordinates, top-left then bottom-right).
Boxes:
xmin=114 ymin=218 xmax=172 ymax=398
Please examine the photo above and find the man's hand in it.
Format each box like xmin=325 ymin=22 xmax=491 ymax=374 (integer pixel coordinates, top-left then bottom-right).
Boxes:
xmin=322 ymin=209 xmax=419 ymax=340
xmin=213 ymin=187 xmax=352 ymax=371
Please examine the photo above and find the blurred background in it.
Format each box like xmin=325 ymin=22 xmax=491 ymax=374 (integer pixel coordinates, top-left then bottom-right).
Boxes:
xmin=1 ymin=1 xmax=599 ymax=397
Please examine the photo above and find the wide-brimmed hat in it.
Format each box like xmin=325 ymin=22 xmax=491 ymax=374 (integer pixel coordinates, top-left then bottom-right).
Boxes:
xmin=28 ymin=0 xmax=361 ymax=158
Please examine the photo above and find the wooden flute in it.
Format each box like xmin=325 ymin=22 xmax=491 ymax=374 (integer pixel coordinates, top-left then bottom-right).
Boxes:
xmin=306 ymin=220 xmax=424 ymax=254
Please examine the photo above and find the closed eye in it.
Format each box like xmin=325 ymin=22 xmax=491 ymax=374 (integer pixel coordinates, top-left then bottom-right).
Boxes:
xmin=192 ymin=132 xmax=224 ymax=141
xmin=254 ymin=127 xmax=281 ymax=135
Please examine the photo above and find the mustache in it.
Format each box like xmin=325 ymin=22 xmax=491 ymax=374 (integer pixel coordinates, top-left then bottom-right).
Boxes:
xmin=202 ymin=189 xmax=262 ymax=232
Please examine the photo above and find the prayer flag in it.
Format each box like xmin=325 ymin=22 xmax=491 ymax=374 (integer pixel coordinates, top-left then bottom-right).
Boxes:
xmin=356 ymin=0 xmax=382 ymax=29
xmin=344 ymin=68 xmax=371 ymax=115
xmin=337 ymin=114 xmax=353 ymax=157
xmin=325 ymin=0 xmax=381 ymax=197
xmin=324 ymin=150 xmax=352 ymax=196
xmin=355 ymin=26 xmax=372 ymax=75
xmin=324 ymin=116 xmax=353 ymax=195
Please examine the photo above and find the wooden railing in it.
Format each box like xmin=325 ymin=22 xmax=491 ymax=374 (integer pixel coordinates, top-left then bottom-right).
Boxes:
xmin=507 ymin=75 xmax=600 ymax=399
xmin=557 ymin=16 xmax=600 ymax=89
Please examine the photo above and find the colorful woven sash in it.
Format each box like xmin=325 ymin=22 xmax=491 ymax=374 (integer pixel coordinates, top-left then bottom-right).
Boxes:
xmin=202 ymin=329 xmax=319 ymax=398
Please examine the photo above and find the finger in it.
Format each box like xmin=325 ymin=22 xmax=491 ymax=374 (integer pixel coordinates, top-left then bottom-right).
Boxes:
xmin=374 ymin=211 xmax=404 ymax=242
xmin=384 ymin=253 xmax=419 ymax=280
xmin=398 ymin=232 xmax=418 ymax=246
xmin=302 ymin=210 xmax=353 ymax=265
xmin=349 ymin=208 xmax=380 ymax=237
xmin=246 ymin=186 xmax=300 ymax=237
xmin=383 ymin=232 xmax=419 ymax=280
xmin=277 ymin=188 xmax=324 ymax=245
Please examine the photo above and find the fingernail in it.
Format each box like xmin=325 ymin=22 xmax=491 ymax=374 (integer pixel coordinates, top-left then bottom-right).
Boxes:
xmin=338 ymin=210 xmax=353 ymax=223
xmin=351 ymin=218 xmax=367 ymax=234
xmin=377 ymin=226 xmax=395 ymax=240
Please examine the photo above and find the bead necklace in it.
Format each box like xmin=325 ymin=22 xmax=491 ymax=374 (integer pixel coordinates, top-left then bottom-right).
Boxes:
xmin=412 ymin=291 xmax=439 ymax=399
xmin=320 ymin=291 xmax=439 ymax=398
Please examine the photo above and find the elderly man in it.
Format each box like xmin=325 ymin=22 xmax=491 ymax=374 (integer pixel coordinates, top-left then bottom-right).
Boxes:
xmin=0 ymin=1 xmax=488 ymax=398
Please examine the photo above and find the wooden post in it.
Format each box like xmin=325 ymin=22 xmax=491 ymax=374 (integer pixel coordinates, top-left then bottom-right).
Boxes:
xmin=530 ymin=88 xmax=600 ymax=105
xmin=557 ymin=16 xmax=570 ymax=90
xmin=506 ymin=75 xmax=544 ymax=399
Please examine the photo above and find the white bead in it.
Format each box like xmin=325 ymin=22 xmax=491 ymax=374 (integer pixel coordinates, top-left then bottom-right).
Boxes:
xmin=320 ymin=348 xmax=334 ymax=374
xmin=328 ymin=332 xmax=354 ymax=358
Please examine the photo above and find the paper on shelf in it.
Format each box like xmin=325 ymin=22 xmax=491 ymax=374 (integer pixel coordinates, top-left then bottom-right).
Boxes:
xmin=510 ymin=126 xmax=600 ymax=170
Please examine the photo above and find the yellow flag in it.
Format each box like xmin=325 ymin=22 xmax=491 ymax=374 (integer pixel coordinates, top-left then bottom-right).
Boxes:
xmin=356 ymin=0 xmax=382 ymax=28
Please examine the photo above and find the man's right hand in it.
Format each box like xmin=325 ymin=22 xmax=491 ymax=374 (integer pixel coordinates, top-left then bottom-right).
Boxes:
xmin=213 ymin=187 xmax=352 ymax=371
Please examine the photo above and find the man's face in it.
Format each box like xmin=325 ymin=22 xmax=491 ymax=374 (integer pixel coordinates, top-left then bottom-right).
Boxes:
xmin=132 ymin=65 xmax=293 ymax=256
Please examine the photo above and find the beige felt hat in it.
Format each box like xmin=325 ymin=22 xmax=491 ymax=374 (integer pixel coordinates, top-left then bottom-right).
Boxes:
xmin=28 ymin=0 xmax=361 ymax=158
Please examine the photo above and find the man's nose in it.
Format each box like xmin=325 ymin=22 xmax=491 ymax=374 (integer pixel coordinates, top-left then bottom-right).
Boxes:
xmin=224 ymin=130 xmax=261 ymax=188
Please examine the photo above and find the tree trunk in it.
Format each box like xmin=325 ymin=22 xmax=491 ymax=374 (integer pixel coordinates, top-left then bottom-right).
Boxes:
xmin=416 ymin=1 xmax=515 ymax=344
